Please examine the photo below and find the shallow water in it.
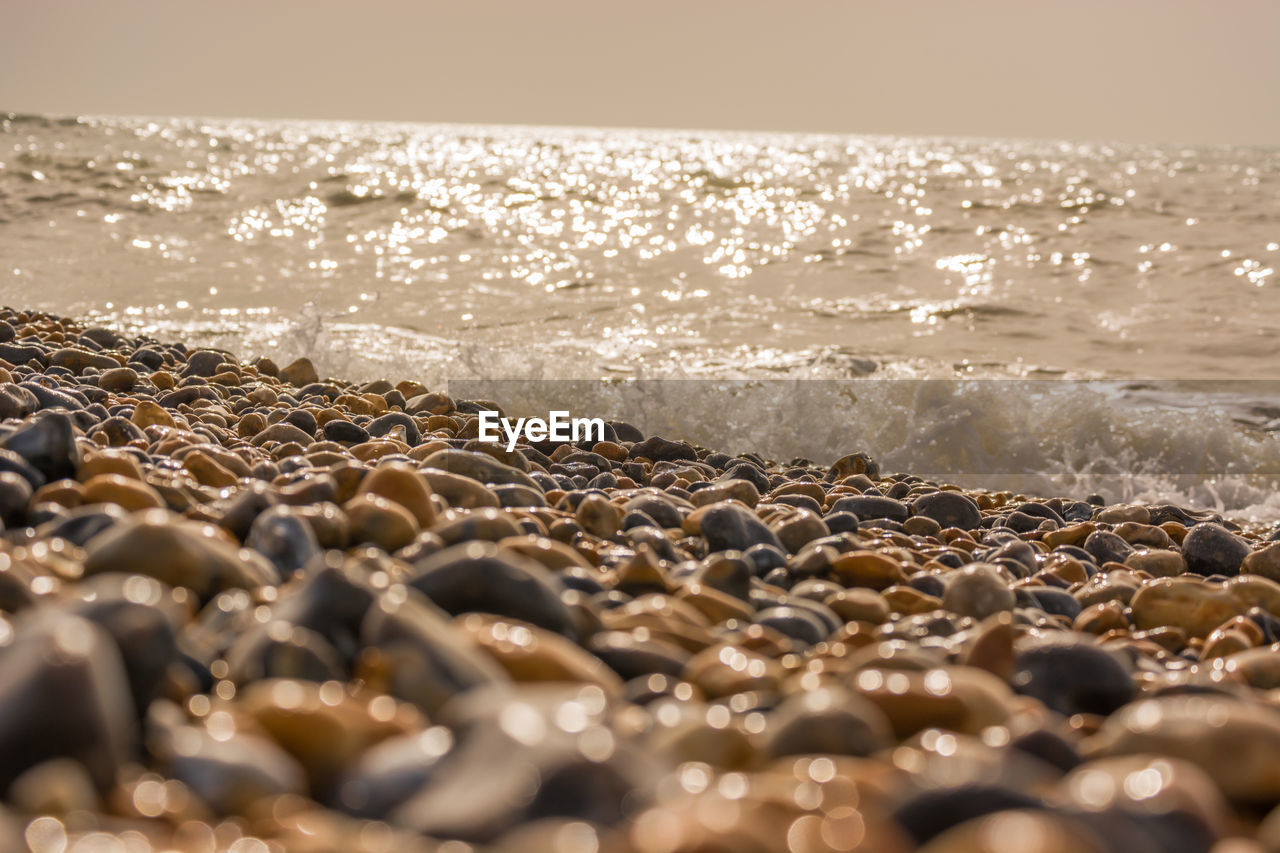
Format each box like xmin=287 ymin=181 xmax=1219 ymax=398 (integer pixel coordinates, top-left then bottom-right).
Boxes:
xmin=3 ymin=113 xmax=1280 ymax=515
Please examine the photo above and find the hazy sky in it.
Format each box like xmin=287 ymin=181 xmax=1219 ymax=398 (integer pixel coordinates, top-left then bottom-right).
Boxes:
xmin=2 ymin=0 xmax=1277 ymax=144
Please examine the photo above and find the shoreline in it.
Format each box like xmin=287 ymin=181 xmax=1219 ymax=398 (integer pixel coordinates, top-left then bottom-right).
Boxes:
xmin=3 ymin=306 xmax=1280 ymax=849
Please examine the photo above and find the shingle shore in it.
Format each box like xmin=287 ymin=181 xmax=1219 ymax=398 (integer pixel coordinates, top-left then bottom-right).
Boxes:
xmin=2 ymin=307 xmax=1280 ymax=852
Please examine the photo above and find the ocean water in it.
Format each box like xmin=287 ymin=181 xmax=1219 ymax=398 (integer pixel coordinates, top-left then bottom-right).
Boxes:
xmin=3 ymin=113 xmax=1280 ymax=516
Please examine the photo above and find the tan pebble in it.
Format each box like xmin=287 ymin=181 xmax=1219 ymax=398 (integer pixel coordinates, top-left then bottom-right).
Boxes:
xmin=344 ymin=493 xmax=420 ymax=551
xmin=238 ymin=679 xmax=420 ymax=793
xmin=131 ymin=400 xmax=175 ymax=429
xmin=823 ymin=588 xmax=890 ymax=623
xmin=236 ymin=411 xmax=266 ymax=437
xmin=1200 ymin=628 xmax=1252 ymax=661
xmin=591 ymin=440 xmax=629 ymax=462
xmin=457 ymin=613 xmax=623 ymax=694
xmin=769 ymin=481 xmax=827 ymax=505
xmin=1097 ymin=503 xmax=1151 ymax=525
xmin=182 ymin=449 xmax=239 ymax=488
xmin=1073 ymin=600 xmax=1130 ymax=634
xmin=1130 ymin=577 xmax=1243 ymax=638
xmin=77 ymin=449 xmax=144 ymax=482
xmin=358 ymin=462 xmax=436 ymax=528
xmin=350 ymin=439 xmax=406 ymax=462
xmin=149 ymin=370 xmax=175 ymax=390
xmin=96 ymin=366 xmax=138 ymax=392
xmin=278 ymin=357 xmax=320 ymax=386
xmin=849 ymin=665 xmax=1013 ymax=738
xmin=1042 ymin=521 xmax=1094 ymax=548
xmin=690 ymin=478 xmax=760 ymax=508
xmin=1088 ymin=695 xmax=1280 ymax=802
xmin=1124 ymin=548 xmax=1185 ymax=577
xmin=942 ymin=563 xmax=1015 ymax=619
xmin=81 ymin=473 xmax=165 ymax=511
xmin=831 ymin=551 xmax=907 ymax=591
xmin=917 ymin=810 xmax=1110 ymax=853
xmin=881 ymin=585 xmax=944 ymax=615
xmin=683 ymin=643 xmax=784 ymax=698
xmin=1112 ymin=521 xmax=1170 ymax=548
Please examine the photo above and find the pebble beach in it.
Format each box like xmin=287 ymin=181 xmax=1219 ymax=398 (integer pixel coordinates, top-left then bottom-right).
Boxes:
xmin=3 ymin=306 xmax=1280 ymax=852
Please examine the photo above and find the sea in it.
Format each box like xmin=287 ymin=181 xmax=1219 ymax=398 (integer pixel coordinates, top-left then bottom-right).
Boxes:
xmin=3 ymin=113 xmax=1279 ymax=518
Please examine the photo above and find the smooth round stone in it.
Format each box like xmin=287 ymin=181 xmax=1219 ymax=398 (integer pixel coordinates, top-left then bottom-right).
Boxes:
xmin=0 ymin=383 xmax=39 ymax=420
xmin=429 ymin=507 xmax=525 ymax=545
xmin=421 ymin=448 xmax=542 ymax=490
xmin=359 ymin=591 xmax=508 ymax=715
xmin=1023 ymin=587 xmax=1082 ymax=620
xmin=226 ymin=622 xmax=345 ymax=684
xmin=409 ymin=541 xmax=577 ymax=637
xmin=915 ymin=811 xmax=1107 ymax=853
xmin=848 ymin=665 xmax=1014 ymax=738
xmin=1242 ymin=541 xmax=1280 ymax=582
xmin=690 ymin=478 xmax=759 ymax=508
xmin=824 ymin=588 xmax=891 ymax=623
xmin=0 ymin=471 xmax=32 ymax=525
xmin=358 ymin=462 xmax=436 ymax=528
xmin=1129 ymin=577 xmax=1243 ymax=638
xmin=586 ymin=630 xmax=691 ymax=679
xmin=323 ymin=418 xmax=369 ymax=444
xmin=1082 ymin=530 xmax=1134 ymax=566
xmin=390 ymin=684 xmax=656 ymax=842
xmin=943 ymin=564 xmax=1016 ymax=619
xmin=80 ymin=472 xmax=165 ymax=511
xmin=336 ymin=726 xmax=456 ymax=819
xmin=831 ymin=550 xmax=907 ymax=590
xmin=683 ymin=643 xmax=784 ymax=698
xmin=1011 ymin=638 xmax=1135 ymax=717
xmin=278 ymin=357 xmax=320 ymax=386
xmin=238 ymin=679 xmax=421 ymax=796
xmin=829 ymin=494 xmax=909 ymax=522
xmin=761 ymin=685 xmax=893 ymax=759
xmin=344 ymin=493 xmax=420 ymax=551
xmin=1124 ymin=548 xmax=1186 ymax=577
xmin=0 ymin=412 xmax=80 ymax=483
xmin=157 ymin=723 xmax=307 ymax=815
xmin=251 ymin=420 xmax=316 ymax=447
xmin=96 ymin=366 xmax=137 ymax=392
xmin=246 ymin=504 xmax=323 ymax=577
xmin=421 ymin=469 xmax=501 ymax=509
xmin=912 ymin=491 xmax=983 ymax=530
xmin=696 ymin=550 xmax=752 ymax=596
xmin=83 ymin=509 xmax=278 ymax=598
xmin=1181 ymin=522 xmax=1252 ymax=577
xmin=1089 ymin=695 xmax=1280 ymax=803
xmin=0 ymin=612 xmax=136 ymax=792
xmin=695 ymin=501 xmax=784 ymax=554
xmin=771 ymin=510 xmax=830 ymax=553
xmin=753 ymin=605 xmax=830 ymax=646
xmin=1056 ymin=755 xmax=1228 ymax=848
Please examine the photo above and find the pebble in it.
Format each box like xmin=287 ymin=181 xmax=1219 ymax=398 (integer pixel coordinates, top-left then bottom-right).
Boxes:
xmin=943 ymin=564 xmax=1016 ymax=619
xmin=1181 ymin=522 xmax=1253 ymax=576
xmin=0 ymin=307 xmax=1276 ymax=848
